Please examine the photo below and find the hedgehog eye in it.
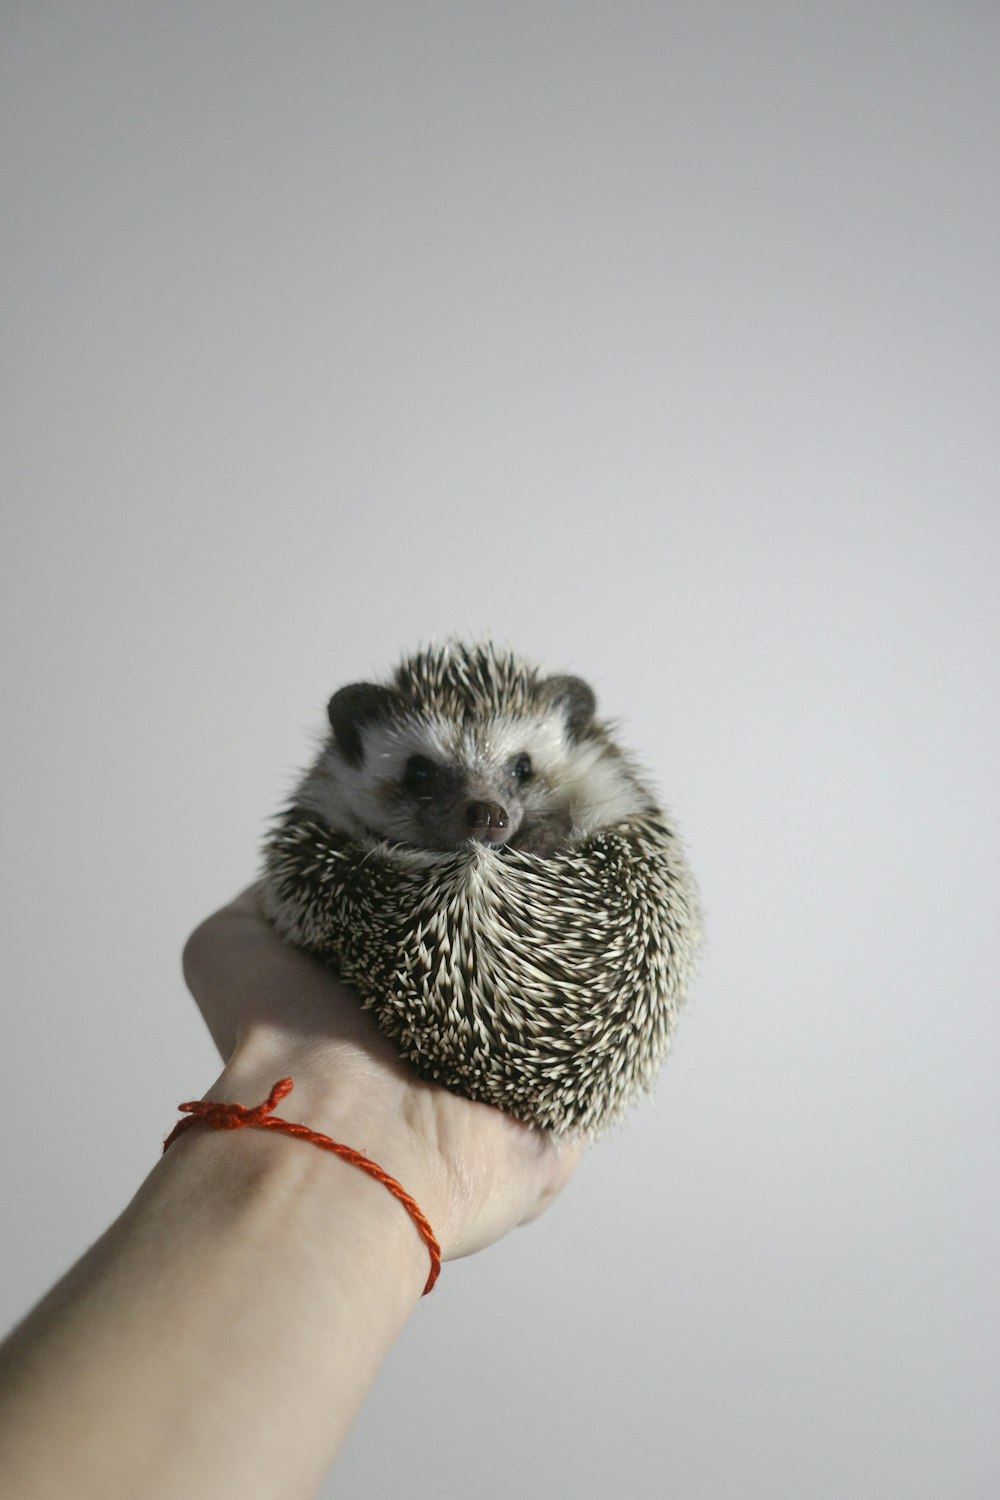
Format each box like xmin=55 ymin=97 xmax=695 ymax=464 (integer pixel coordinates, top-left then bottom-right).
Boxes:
xmin=402 ymin=755 xmax=437 ymax=796
xmin=511 ymin=754 xmax=534 ymax=783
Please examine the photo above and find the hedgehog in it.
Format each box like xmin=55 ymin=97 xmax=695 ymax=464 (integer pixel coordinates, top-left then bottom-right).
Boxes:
xmin=261 ymin=642 xmax=701 ymax=1136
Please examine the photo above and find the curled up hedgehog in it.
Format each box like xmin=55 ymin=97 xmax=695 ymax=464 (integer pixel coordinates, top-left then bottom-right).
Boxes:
xmin=261 ymin=642 xmax=702 ymax=1137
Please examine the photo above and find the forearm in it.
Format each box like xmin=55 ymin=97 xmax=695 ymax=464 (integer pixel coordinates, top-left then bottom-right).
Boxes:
xmin=0 ymin=1080 xmax=429 ymax=1500
xmin=0 ymin=892 xmax=582 ymax=1500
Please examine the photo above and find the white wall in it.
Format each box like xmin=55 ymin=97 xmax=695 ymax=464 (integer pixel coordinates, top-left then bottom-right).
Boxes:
xmin=2 ymin=4 xmax=997 ymax=1496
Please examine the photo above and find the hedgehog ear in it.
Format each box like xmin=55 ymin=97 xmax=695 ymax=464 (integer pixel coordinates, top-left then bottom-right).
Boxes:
xmin=544 ymin=674 xmax=597 ymax=743
xmin=327 ymin=682 xmax=398 ymax=768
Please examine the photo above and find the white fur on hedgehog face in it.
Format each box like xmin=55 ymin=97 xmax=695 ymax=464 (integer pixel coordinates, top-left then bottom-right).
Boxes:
xmin=296 ymin=707 xmax=648 ymax=853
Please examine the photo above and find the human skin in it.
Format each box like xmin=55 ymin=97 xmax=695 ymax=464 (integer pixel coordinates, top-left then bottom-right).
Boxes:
xmin=0 ymin=888 xmax=583 ymax=1500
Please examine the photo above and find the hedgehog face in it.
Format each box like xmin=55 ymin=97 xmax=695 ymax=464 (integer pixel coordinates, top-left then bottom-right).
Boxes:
xmin=347 ymin=709 xmax=588 ymax=853
xmin=293 ymin=645 xmax=652 ymax=856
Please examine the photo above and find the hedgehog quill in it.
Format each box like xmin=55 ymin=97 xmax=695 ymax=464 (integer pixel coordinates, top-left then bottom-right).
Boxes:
xmin=262 ymin=642 xmax=701 ymax=1136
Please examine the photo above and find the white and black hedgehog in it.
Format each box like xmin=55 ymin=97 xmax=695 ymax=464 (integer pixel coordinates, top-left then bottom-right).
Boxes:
xmin=261 ymin=642 xmax=701 ymax=1136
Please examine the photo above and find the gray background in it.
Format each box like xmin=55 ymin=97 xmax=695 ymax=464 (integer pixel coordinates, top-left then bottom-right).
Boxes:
xmin=2 ymin=4 xmax=998 ymax=1497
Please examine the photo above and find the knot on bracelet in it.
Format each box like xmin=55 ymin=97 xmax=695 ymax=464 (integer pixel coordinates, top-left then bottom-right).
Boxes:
xmin=173 ymin=1077 xmax=294 ymax=1132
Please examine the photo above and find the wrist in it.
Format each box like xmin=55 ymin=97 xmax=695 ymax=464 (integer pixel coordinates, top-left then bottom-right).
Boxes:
xmin=204 ymin=1027 xmax=454 ymax=1263
xmin=161 ymin=1107 xmax=433 ymax=1301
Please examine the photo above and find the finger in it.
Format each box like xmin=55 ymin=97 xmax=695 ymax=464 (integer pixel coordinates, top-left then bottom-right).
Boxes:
xmin=180 ymin=887 xmax=280 ymax=1056
xmin=516 ymin=1133 xmax=586 ymax=1225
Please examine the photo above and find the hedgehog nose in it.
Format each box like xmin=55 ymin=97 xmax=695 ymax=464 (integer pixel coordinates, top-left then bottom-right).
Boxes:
xmin=465 ymin=800 xmax=510 ymax=844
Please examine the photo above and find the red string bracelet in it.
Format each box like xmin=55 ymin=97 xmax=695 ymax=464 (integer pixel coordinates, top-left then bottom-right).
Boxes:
xmin=163 ymin=1077 xmax=441 ymax=1294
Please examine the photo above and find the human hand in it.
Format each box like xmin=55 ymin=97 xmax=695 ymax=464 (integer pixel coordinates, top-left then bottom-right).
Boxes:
xmin=181 ymin=888 xmax=583 ymax=1263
